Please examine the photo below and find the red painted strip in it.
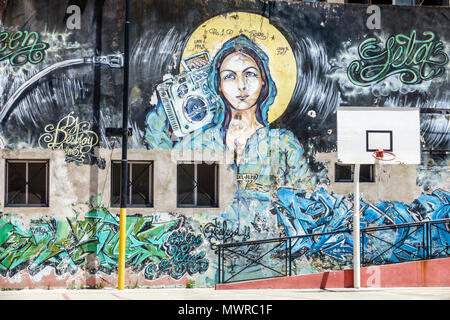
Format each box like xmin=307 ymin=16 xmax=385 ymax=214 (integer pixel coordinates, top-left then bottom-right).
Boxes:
xmin=216 ymin=257 xmax=450 ymax=290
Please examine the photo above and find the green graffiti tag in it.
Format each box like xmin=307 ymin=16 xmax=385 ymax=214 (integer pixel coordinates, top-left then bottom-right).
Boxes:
xmin=0 ymin=195 xmax=208 ymax=279
xmin=347 ymin=30 xmax=449 ymax=86
xmin=0 ymin=30 xmax=49 ymax=66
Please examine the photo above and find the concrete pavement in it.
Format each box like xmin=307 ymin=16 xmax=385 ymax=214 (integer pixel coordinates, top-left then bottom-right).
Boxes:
xmin=1 ymin=287 xmax=449 ymax=300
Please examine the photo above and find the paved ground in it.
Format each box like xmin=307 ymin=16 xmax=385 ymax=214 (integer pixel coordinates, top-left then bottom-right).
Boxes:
xmin=0 ymin=287 xmax=449 ymax=300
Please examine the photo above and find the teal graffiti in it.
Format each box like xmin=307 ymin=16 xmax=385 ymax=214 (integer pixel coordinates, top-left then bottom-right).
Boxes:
xmin=0 ymin=195 xmax=209 ymax=279
xmin=145 ymin=229 xmax=209 ymax=280
xmin=0 ymin=30 xmax=49 ymax=66
xmin=347 ymin=30 xmax=449 ymax=86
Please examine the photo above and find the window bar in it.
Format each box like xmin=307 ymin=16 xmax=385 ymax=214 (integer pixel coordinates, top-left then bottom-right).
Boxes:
xmin=5 ymin=161 xmax=9 ymax=203
xmin=149 ymin=162 xmax=152 ymax=205
xmin=5 ymin=161 xmax=8 ymax=203
xmin=194 ymin=164 xmax=198 ymax=206
xmin=214 ymin=165 xmax=218 ymax=206
xmin=129 ymin=163 xmax=132 ymax=206
xmin=45 ymin=162 xmax=48 ymax=205
xmin=25 ymin=162 xmax=29 ymax=205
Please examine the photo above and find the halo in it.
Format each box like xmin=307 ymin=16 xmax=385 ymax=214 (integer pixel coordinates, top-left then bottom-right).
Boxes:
xmin=181 ymin=12 xmax=297 ymax=123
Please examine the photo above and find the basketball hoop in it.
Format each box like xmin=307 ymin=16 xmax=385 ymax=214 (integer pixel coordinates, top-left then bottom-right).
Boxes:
xmin=372 ymin=149 xmax=396 ymax=161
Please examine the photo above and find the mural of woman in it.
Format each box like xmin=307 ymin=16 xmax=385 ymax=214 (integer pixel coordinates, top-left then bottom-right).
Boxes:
xmin=147 ymin=35 xmax=316 ymax=195
xmin=145 ymin=34 xmax=316 ymax=243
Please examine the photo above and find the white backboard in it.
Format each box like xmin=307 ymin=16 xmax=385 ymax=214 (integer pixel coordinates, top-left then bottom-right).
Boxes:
xmin=337 ymin=107 xmax=421 ymax=165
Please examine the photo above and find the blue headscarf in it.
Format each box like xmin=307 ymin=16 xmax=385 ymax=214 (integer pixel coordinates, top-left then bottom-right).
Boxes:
xmin=145 ymin=35 xmax=278 ymax=150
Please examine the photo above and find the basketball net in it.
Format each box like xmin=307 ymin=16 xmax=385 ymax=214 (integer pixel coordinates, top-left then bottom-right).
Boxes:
xmin=373 ymin=149 xmax=396 ymax=200
xmin=372 ymin=148 xmax=396 ymax=162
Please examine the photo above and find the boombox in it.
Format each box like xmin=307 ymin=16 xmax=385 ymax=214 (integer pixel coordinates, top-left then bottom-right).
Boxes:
xmin=156 ymin=52 xmax=219 ymax=138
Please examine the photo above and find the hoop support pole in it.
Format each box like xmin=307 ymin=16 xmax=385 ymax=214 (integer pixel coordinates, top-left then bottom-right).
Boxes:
xmin=353 ymin=163 xmax=361 ymax=289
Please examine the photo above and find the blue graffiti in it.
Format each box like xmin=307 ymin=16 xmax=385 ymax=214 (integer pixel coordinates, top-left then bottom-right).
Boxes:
xmin=272 ymin=188 xmax=450 ymax=265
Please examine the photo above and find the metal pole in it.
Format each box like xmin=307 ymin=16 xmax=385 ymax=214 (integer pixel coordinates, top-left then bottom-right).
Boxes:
xmin=284 ymin=240 xmax=288 ymax=277
xmin=217 ymin=246 xmax=221 ymax=284
xmin=118 ymin=0 xmax=130 ymax=291
xmin=353 ymin=163 xmax=361 ymax=289
xmin=288 ymin=238 xmax=292 ymax=277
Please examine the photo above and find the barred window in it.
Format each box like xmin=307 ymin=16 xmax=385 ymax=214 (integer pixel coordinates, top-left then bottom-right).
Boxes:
xmin=111 ymin=161 xmax=153 ymax=207
xmin=177 ymin=162 xmax=218 ymax=208
xmin=6 ymin=160 xmax=49 ymax=207
xmin=335 ymin=163 xmax=374 ymax=183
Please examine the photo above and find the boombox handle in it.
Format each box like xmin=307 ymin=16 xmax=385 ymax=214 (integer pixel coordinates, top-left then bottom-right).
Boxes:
xmin=181 ymin=51 xmax=211 ymax=72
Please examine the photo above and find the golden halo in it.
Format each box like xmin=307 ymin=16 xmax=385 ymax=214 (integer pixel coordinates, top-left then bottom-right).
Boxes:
xmin=181 ymin=12 xmax=297 ymax=123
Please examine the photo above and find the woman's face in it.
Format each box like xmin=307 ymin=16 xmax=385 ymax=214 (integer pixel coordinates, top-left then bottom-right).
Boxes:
xmin=219 ymin=51 xmax=264 ymax=111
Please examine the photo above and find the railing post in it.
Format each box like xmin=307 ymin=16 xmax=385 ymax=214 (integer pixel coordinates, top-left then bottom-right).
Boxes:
xmin=222 ymin=245 xmax=225 ymax=283
xmin=284 ymin=239 xmax=287 ymax=277
xmin=361 ymin=230 xmax=365 ymax=267
xmin=427 ymin=222 xmax=431 ymax=259
xmin=290 ymin=238 xmax=293 ymax=277
xmin=423 ymin=223 xmax=427 ymax=260
xmin=220 ymin=248 xmax=225 ymax=283
xmin=217 ymin=245 xmax=221 ymax=284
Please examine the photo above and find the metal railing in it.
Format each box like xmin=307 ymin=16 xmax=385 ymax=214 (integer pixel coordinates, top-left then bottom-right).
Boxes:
xmin=216 ymin=218 xmax=450 ymax=284
xmin=361 ymin=219 xmax=450 ymax=265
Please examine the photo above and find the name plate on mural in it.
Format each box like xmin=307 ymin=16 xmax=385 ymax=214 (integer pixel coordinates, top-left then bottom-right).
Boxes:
xmin=236 ymin=173 xmax=258 ymax=183
xmin=39 ymin=112 xmax=99 ymax=164
xmin=347 ymin=30 xmax=449 ymax=86
xmin=0 ymin=30 xmax=49 ymax=66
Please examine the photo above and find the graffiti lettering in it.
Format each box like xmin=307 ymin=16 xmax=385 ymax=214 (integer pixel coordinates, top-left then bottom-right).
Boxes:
xmin=276 ymin=47 xmax=289 ymax=55
xmin=237 ymin=29 xmax=268 ymax=41
xmin=0 ymin=195 xmax=182 ymax=278
xmin=38 ymin=112 xmax=99 ymax=164
xmin=0 ymin=30 xmax=49 ymax=66
xmin=194 ymin=39 xmax=206 ymax=51
xmin=208 ymin=28 xmax=234 ymax=37
xmin=145 ymin=230 xmax=209 ymax=280
xmin=237 ymin=173 xmax=258 ymax=183
xmin=347 ymin=30 xmax=449 ymax=86
xmin=202 ymin=218 xmax=251 ymax=251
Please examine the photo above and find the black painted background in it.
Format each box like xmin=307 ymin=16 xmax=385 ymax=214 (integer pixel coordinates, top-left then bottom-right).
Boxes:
xmin=1 ymin=1 xmax=449 ymax=163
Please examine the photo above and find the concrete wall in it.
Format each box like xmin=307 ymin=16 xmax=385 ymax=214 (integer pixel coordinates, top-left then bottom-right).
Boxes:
xmin=0 ymin=0 xmax=449 ymax=289
xmin=316 ymin=152 xmax=422 ymax=203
